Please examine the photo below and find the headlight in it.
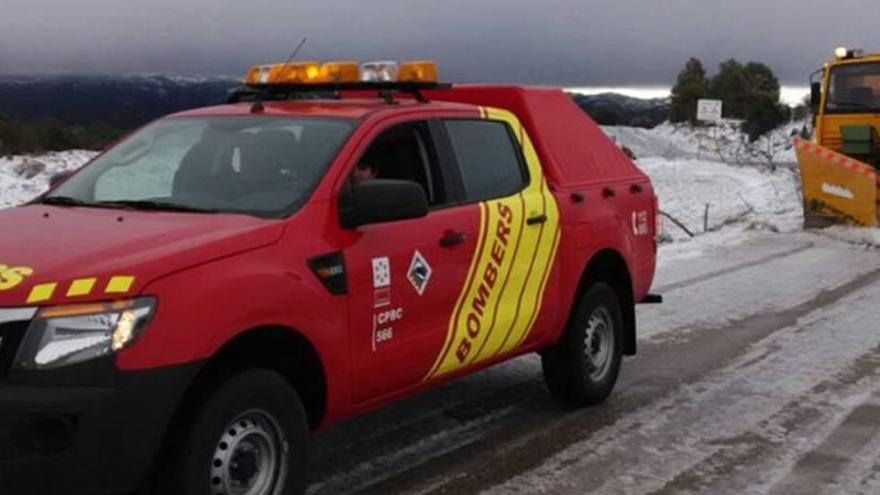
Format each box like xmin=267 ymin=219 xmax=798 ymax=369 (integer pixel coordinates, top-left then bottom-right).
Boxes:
xmin=15 ymin=297 xmax=156 ymax=370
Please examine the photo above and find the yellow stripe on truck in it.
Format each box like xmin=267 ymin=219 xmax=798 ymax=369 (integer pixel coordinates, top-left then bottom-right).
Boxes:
xmin=66 ymin=278 xmax=97 ymax=297
xmin=27 ymin=282 xmax=58 ymax=304
xmin=105 ymin=276 xmax=136 ymax=294
xmin=426 ymin=107 xmax=561 ymax=379
xmin=22 ymin=275 xmax=137 ymax=305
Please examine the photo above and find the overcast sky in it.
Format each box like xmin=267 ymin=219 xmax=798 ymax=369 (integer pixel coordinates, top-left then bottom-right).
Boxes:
xmin=1 ymin=0 xmax=878 ymax=85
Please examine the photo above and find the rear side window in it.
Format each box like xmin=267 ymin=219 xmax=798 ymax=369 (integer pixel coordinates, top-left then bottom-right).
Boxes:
xmin=444 ymin=120 xmax=527 ymax=201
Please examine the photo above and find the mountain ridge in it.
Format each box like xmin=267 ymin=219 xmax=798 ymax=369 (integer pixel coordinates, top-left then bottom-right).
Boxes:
xmin=0 ymin=74 xmax=669 ymax=129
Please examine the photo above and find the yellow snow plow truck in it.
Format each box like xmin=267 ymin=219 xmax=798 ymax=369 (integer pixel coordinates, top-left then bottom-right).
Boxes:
xmin=797 ymin=47 xmax=880 ymax=227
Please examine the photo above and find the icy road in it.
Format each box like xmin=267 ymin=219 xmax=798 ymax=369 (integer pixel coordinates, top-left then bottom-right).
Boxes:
xmin=307 ymin=231 xmax=880 ymax=495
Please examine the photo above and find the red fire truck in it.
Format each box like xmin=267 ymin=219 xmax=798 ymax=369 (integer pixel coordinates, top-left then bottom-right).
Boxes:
xmin=0 ymin=60 xmax=660 ymax=494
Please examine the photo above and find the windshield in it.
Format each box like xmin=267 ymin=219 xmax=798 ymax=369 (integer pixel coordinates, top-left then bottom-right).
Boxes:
xmin=48 ymin=116 xmax=354 ymax=217
xmin=826 ymin=62 xmax=880 ymax=113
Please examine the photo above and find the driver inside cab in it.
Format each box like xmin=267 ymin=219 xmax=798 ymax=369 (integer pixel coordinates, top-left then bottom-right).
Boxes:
xmin=351 ymin=162 xmax=378 ymax=186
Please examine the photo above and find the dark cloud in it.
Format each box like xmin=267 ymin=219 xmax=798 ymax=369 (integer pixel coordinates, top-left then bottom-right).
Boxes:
xmin=1 ymin=0 xmax=878 ymax=84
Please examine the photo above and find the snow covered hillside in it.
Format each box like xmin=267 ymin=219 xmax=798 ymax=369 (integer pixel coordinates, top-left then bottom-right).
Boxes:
xmin=603 ymin=120 xmax=805 ymax=165
xmin=603 ymin=122 xmax=804 ymax=243
xmin=602 ymin=121 xmax=879 ymax=251
xmin=639 ymin=157 xmax=802 ymax=241
xmin=0 ymin=151 xmax=95 ymax=208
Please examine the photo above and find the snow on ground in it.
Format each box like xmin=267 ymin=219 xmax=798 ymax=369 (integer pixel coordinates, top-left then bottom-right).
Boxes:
xmin=640 ymin=234 xmax=880 ymax=342
xmin=568 ymin=85 xmax=809 ymax=107
xmin=485 ymin=278 xmax=880 ymax=495
xmin=603 ymin=122 xmax=805 ymax=249
xmin=818 ymin=226 xmax=880 ymax=248
xmin=603 ymin=121 xmax=880 ymax=252
xmin=603 ymin=120 xmax=805 ymax=165
xmin=0 ymin=151 xmax=96 ymax=208
xmin=640 ymin=157 xmax=802 ymax=241
xmin=307 ymin=231 xmax=880 ymax=495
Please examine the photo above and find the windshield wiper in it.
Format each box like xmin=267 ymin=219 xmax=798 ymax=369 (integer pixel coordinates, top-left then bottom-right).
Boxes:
xmin=95 ymin=200 xmax=220 ymax=213
xmin=42 ymin=196 xmax=220 ymax=213
xmin=830 ymin=100 xmax=878 ymax=110
xmin=40 ymin=196 xmax=101 ymax=208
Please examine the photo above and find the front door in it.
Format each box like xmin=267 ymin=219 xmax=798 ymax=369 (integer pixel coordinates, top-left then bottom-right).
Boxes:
xmin=343 ymin=109 xmax=562 ymax=404
xmin=344 ymin=120 xmax=478 ymax=404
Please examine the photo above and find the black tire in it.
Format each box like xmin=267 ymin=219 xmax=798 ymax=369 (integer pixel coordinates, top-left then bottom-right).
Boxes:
xmin=542 ymin=282 xmax=624 ymax=407
xmin=157 ymin=369 xmax=309 ymax=495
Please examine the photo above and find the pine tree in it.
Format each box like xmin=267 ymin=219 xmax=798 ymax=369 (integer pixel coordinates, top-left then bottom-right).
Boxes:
xmin=705 ymin=59 xmax=788 ymax=140
xmin=670 ymin=58 xmax=708 ymax=125
xmin=708 ymin=59 xmax=747 ymax=118
xmin=741 ymin=62 xmax=781 ymax=102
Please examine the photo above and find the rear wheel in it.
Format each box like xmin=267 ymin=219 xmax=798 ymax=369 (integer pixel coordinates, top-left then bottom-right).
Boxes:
xmin=542 ymin=282 xmax=623 ymax=407
xmin=158 ymin=369 xmax=309 ymax=495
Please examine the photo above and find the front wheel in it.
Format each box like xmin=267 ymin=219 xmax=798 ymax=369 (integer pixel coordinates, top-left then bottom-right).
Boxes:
xmin=542 ymin=282 xmax=623 ymax=407
xmin=158 ymin=369 xmax=309 ymax=495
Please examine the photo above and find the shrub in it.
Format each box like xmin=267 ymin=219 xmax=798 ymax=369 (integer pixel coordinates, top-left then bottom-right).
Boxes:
xmin=0 ymin=114 xmax=122 ymax=155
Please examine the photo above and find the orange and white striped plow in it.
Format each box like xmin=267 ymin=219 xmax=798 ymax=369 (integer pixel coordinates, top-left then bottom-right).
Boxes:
xmin=794 ymin=138 xmax=879 ymax=228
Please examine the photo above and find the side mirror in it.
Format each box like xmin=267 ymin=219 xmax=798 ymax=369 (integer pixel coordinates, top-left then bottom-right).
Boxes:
xmin=49 ymin=170 xmax=74 ymax=188
xmin=340 ymin=179 xmax=429 ymax=229
xmin=811 ymin=82 xmax=822 ymax=108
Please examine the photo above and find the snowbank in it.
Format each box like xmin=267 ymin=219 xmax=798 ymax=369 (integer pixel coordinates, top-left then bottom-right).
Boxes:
xmin=602 ymin=121 xmax=805 ymax=244
xmin=639 ymin=157 xmax=802 ymax=242
xmin=0 ymin=151 xmax=96 ymax=208
xmin=603 ymin=121 xmax=880 ymax=253
xmin=818 ymin=226 xmax=880 ymax=248
xmin=603 ymin=120 xmax=806 ymax=166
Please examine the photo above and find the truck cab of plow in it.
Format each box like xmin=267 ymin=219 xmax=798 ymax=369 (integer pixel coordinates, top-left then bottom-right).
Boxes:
xmin=797 ymin=47 xmax=880 ymax=228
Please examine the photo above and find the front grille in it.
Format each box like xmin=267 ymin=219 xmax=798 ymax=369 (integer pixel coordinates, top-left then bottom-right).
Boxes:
xmin=0 ymin=309 xmax=36 ymax=379
xmin=0 ymin=321 xmax=30 ymax=377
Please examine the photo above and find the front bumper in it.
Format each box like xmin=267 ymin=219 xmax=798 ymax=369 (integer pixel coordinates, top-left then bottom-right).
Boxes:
xmin=0 ymin=353 xmax=200 ymax=494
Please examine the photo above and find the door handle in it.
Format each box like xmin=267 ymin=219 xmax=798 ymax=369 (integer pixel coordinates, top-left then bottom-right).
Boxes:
xmin=630 ymin=183 xmax=643 ymax=194
xmin=602 ymin=187 xmax=616 ymax=199
xmin=527 ymin=214 xmax=548 ymax=226
xmin=439 ymin=231 xmax=466 ymax=247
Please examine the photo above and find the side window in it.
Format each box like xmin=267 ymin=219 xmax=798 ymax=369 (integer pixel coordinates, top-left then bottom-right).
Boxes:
xmin=444 ymin=120 xmax=527 ymax=202
xmin=352 ymin=122 xmax=448 ymax=206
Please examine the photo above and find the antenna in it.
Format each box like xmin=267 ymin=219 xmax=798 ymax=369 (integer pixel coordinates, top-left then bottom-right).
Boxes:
xmin=251 ymin=36 xmax=309 ymax=113
xmin=283 ymin=37 xmax=309 ymax=67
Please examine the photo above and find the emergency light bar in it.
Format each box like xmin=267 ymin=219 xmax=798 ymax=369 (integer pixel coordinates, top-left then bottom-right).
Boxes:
xmin=834 ymin=47 xmax=865 ymax=60
xmin=244 ymin=60 xmax=439 ymax=85
xmin=361 ymin=61 xmax=399 ymax=83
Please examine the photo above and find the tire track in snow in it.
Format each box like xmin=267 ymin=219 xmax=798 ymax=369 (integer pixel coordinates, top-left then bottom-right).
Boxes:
xmin=639 ymin=240 xmax=880 ymax=342
xmin=652 ymin=346 xmax=880 ymax=495
xmin=767 ymin=392 xmax=880 ymax=494
xmin=653 ymin=241 xmax=814 ymax=294
xmin=830 ymin=430 xmax=880 ymax=495
xmin=307 ymin=373 xmax=543 ymax=495
xmin=482 ymin=276 xmax=880 ymax=495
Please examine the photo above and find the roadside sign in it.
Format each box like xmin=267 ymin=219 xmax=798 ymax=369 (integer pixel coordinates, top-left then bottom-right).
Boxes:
xmin=697 ymin=99 xmax=723 ymax=122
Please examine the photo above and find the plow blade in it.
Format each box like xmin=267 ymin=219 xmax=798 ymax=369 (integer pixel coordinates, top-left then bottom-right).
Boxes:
xmin=794 ymin=138 xmax=879 ymax=228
